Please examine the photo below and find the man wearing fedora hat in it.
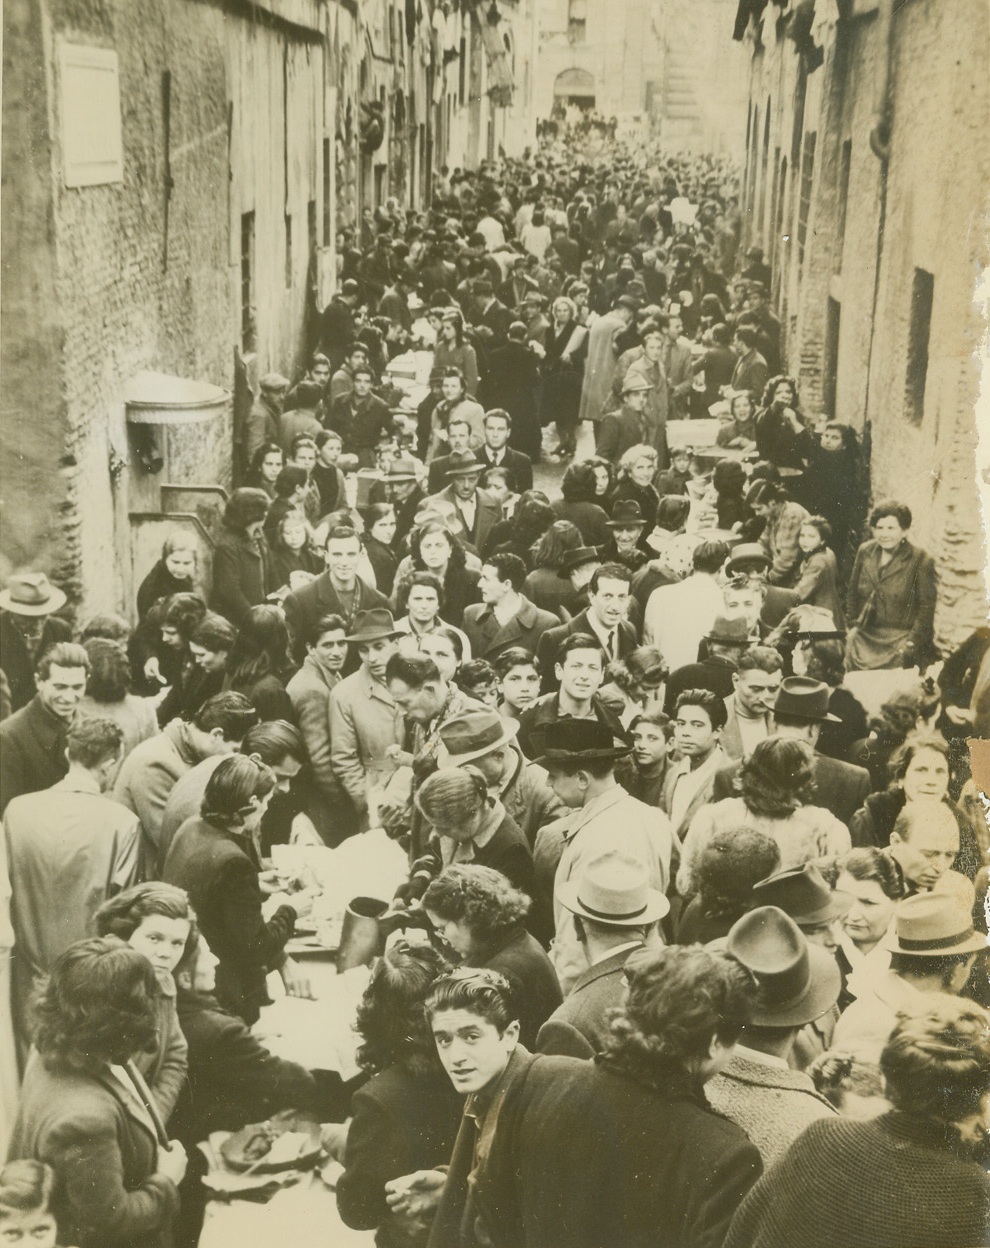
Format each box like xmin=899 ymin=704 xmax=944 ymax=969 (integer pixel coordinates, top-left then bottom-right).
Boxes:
xmin=711 ymin=677 xmax=872 ymax=826
xmin=596 ymin=372 xmax=653 ymax=465
xmin=426 ymin=419 xmax=473 ymax=494
xmin=0 ymin=573 xmax=72 ymax=713
xmin=750 ymin=863 xmax=853 ymax=1067
xmin=537 ymin=851 xmax=668 ymax=1058
xmin=831 ymin=892 xmax=985 ymax=1063
xmin=662 ymin=616 xmax=755 ymax=717
xmin=381 ymin=453 xmax=427 ymax=549
xmin=426 ymin=450 xmax=501 ymax=558
xmin=707 ymin=907 xmax=838 ymax=1165
xmin=534 ymin=718 xmax=672 ymax=991
xmin=327 ymin=608 xmax=405 ymax=832
xmin=438 ymin=709 xmax=565 ymax=853
xmin=598 ymin=499 xmax=649 ymax=573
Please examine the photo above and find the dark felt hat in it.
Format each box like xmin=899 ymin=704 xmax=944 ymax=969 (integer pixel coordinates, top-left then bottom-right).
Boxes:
xmin=557 ymin=546 xmax=602 ymax=578
xmin=444 ymin=450 xmax=485 ymax=479
xmin=727 ymin=906 xmax=841 ymax=1027
xmin=534 ymin=719 xmax=631 ymax=766
xmin=773 ymin=676 xmax=840 ymax=723
xmin=607 ymin=500 xmax=647 ymax=529
xmin=752 ymin=863 xmax=852 ymax=927
xmin=344 ymin=608 xmax=402 ymax=643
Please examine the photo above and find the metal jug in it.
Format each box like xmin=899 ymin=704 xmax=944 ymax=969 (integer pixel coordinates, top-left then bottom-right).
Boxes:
xmin=336 ymin=897 xmax=427 ymax=972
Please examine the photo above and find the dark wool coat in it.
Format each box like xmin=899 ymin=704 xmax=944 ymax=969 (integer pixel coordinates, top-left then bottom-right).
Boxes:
xmin=171 ymin=990 xmax=317 ymax=1145
xmin=711 ymin=751 xmax=872 ymax=828
xmin=536 ymin=945 xmax=643 ymax=1059
xmin=162 ymin=818 xmax=296 ymax=1024
xmin=9 ymin=1053 xmax=179 ymax=1248
xmin=282 ymin=572 xmax=389 ymax=668
xmin=535 ymin=607 xmax=638 ymax=694
xmin=431 ymin=1051 xmax=761 ymax=1248
xmin=0 ymin=696 xmax=70 ymax=815
xmin=724 ymin=1111 xmax=990 ymax=1248
xmin=0 ymin=613 xmax=72 ymax=713
xmin=211 ymin=527 xmax=272 ymax=628
xmin=470 ymin=925 xmax=562 ymax=1050
xmin=337 ymin=1066 xmax=463 ymax=1248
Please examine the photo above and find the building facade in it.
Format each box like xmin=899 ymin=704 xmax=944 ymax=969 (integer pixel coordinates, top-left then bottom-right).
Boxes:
xmin=735 ymin=0 xmax=989 ymax=646
xmin=1 ymin=0 xmax=537 ymax=620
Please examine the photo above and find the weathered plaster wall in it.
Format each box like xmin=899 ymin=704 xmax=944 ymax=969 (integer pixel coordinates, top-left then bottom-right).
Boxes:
xmin=743 ymin=0 xmax=989 ymax=646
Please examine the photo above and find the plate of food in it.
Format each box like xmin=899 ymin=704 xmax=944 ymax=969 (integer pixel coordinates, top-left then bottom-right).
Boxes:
xmin=220 ymin=1111 xmax=323 ymax=1173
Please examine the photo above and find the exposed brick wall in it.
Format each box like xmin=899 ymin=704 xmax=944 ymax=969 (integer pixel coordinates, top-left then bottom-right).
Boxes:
xmin=741 ymin=0 xmax=989 ymax=649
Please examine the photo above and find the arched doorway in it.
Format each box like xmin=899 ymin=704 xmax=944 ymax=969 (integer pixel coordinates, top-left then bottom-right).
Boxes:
xmin=553 ymin=67 xmax=595 ymax=111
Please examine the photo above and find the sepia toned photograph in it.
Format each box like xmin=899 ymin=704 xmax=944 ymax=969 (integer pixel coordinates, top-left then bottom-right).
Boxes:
xmin=1 ymin=0 xmax=989 ymax=1244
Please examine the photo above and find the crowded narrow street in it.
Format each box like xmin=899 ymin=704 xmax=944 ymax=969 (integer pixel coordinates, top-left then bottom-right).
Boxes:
xmin=1 ymin=0 xmax=989 ymax=1246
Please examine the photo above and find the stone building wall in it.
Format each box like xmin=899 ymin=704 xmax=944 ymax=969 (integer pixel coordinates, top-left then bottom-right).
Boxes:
xmin=740 ymin=0 xmax=989 ymax=647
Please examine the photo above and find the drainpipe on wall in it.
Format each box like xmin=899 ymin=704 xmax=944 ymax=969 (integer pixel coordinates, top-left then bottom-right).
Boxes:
xmin=868 ymin=0 xmax=894 ymax=163
xmin=862 ymin=0 xmax=895 ymax=514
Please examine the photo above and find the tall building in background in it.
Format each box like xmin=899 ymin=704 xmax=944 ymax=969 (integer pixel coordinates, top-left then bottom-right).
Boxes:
xmin=534 ymin=0 xmax=748 ymax=152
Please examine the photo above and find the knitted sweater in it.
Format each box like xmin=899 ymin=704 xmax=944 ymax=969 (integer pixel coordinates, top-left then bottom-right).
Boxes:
xmin=724 ymin=1111 xmax=990 ymax=1248
xmin=706 ymin=1052 xmax=836 ymax=1166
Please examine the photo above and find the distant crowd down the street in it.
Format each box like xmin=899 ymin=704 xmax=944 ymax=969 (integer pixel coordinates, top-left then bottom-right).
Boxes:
xmin=0 ymin=132 xmax=988 ymax=1248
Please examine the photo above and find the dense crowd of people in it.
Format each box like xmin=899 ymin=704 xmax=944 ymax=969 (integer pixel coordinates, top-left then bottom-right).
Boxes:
xmin=0 ymin=134 xmax=988 ymax=1248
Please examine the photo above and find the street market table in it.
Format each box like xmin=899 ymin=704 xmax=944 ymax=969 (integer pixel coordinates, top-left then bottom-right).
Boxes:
xmin=196 ymin=830 xmax=410 ymax=1246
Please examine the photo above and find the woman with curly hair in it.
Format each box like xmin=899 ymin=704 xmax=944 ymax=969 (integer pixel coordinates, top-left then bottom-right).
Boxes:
xmin=753 ymin=374 xmax=812 ymax=472
xmin=335 ymin=943 xmax=461 ymax=1247
xmin=726 ymin=997 xmax=990 ymax=1248
xmin=8 ymin=937 xmax=188 ymax=1248
xmin=422 ymin=864 xmax=560 ymax=1047
xmin=522 ymin=518 xmax=583 ymax=617
xmin=93 ymin=882 xmax=196 ymax=1124
xmin=550 ymin=461 xmax=611 ymax=546
xmin=245 ymin=441 xmax=285 ymax=500
xmin=844 ymin=499 xmax=938 ymax=672
xmin=601 ymin=646 xmax=668 ymax=727
xmin=675 ymin=826 xmax=781 ymax=945
xmin=677 ymin=737 xmax=851 ymax=897
xmin=162 ymin=755 xmax=312 ymax=1024
xmin=222 ymin=603 xmax=295 ymax=722
xmin=392 ymin=521 xmax=480 ymax=628
xmin=128 ymin=591 xmax=207 ymax=697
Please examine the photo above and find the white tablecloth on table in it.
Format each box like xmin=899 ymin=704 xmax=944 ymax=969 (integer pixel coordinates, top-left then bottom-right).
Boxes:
xmin=199 ymin=1173 xmax=374 ymax=1248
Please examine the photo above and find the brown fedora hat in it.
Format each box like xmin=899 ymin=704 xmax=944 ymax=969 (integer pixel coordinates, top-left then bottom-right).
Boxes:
xmin=444 ymin=450 xmax=484 ymax=478
xmin=706 ymin=615 xmax=752 ymax=645
xmin=727 ymin=906 xmax=841 ymax=1027
xmin=385 ymin=454 xmax=422 ymax=482
xmin=882 ymin=893 xmax=986 ymax=957
xmin=0 ymin=572 xmax=67 ymax=617
xmin=439 ymin=709 xmax=519 ymax=765
xmin=344 ymin=608 xmax=402 ymax=644
xmin=752 ymin=863 xmax=852 ymax=927
xmin=773 ymin=676 xmax=840 ymax=723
